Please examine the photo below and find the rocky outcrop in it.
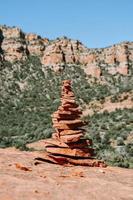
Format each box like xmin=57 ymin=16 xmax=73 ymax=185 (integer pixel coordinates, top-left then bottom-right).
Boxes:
xmin=0 ymin=25 xmax=133 ymax=77
xmin=0 ymin=26 xmax=27 ymax=61
xmin=0 ymin=25 xmax=49 ymax=61
xmin=25 ymin=33 xmax=49 ymax=56
xmin=41 ymin=38 xmax=86 ymax=67
xmin=42 ymin=80 xmax=106 ymax=167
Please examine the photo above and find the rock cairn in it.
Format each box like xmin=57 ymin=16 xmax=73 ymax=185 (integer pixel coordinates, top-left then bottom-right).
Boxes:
xmin=43 ymin=80 xmax=106 ymax=167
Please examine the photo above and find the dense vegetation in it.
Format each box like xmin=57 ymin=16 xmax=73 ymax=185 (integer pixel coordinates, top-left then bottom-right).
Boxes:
xmin=84 ymin=108 xmax=133 ymax=168
xmin=0 ymin=56 xmax=132 ymax=167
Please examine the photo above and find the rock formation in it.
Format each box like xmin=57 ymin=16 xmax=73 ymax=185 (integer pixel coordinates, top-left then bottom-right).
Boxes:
xmin=0 ymin=25 xmax=49 ymax=62
xmin=0 ymin=25 xmax=133 ymax=77
xmin=25 ymin=33 xmax=49 ymax=56
xmin=42 ymin=80 xmax=106 ymax=167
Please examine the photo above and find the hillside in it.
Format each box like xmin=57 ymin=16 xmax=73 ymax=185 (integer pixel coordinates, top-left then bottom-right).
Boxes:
xmin=0 ymin=25 xmax=133 ymax=168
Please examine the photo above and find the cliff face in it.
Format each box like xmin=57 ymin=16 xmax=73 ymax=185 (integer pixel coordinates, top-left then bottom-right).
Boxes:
xmin=0 ymin=25 xmax=133 ymax=77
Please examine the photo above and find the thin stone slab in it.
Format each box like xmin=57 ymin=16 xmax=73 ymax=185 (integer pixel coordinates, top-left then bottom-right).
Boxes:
xmin=48 ymin=155 xmax=107 ymax=167
xmin=53 ymin=119 xmax=84 ymax=129
xmin=58 ymin=107 xmax=82 ymax=114
xmin=53 ymin=124 xmax=82 ymax=130
xmin=52 ymin=112 xmax=80 ymax=120
xmin=43 ymin=138 xmax=92 ymax=148
xmin=46 ymin=147 xmax=94 ymax=157
xmin=61 ymin=99 xmax=76 ymax=103
xmin=52 ymin=132 xmax=84 ymax=141
xmin=57 ymin=133 xmax=84 ymax=143
xmin=62 ymin=104 xmax=79 ymax=109
xmin=54 ymin=110 xmax=80 ymax=116
xmin=59 ymin=130 xmax=84 ymax=136
xmin=43 ymin=138 xmax=68 ymax=148
xmin=53 ymin=119 xmax=83 ymax=124
xmin=35 ymin=152 xmax=107 ymax=167
xmin=67 ymin=139 xmax=93 ymax=148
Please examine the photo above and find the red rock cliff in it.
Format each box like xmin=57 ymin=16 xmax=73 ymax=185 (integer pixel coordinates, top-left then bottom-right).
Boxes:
xmin=0 ymin=25 xmax=133 ymax=77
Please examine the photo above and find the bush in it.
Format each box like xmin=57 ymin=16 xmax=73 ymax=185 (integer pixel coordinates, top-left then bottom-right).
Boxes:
xmin=116 ymin=137 xmax=124 ymax=146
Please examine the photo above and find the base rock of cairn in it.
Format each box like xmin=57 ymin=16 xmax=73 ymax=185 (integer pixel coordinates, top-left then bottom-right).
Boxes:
xmin=38 ymin=80 xmax=106 ymax=167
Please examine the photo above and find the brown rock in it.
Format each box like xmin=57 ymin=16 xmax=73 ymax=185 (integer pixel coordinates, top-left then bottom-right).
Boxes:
xmin=67 ymin=139 xmax=93 ymax=148
xmin=59 ymin=130 xmax=84 ymax=136
xmin=43 ymin=138 xmax=68 ymax=148
xmin=0 ymin=25 xmax=133 ymax=77
xmin=0 ymin=26 xmax=27 ymax=62
xmin=84 ymin=64 xmax=101 ymax=78
xmin=15 ymin=163 xmax=32 ymax=171
xmin=116 ymin=65 xmax=128 ymax=75
xmin=56 ymin=133 xmax=84 ymax=143
xmin=46 ymin=147 xmax=94 ymax=157
xmin=25 ymin=33 xmax=47 ymax=56
xmin=52 ymin=112 xmax=80 ymax=120
xmin=46 ymin=154 xmax=106 ymax=167
xmin=80 ymin=53 xmax=96 ymax=65
xmin=42 ymin=53 xmax=64 ymax=66
xmin=43 ymin=138 xmax=92 ymax=149
xmin=53 ymin=120 xmax=84 ymax=129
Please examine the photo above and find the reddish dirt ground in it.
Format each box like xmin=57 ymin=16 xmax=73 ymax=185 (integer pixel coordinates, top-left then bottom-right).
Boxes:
xmin=0 ymin=148 xmax=133 ymax=200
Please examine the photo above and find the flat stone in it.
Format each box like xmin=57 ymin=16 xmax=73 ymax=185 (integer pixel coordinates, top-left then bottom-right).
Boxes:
xmin=56 ymin=110 xmax=80 ymax=116
xmin=59 ymin=130 xmax=84 ymax=136
xmin=54 ymin=119 xmax=83 ymax=125
xmin=62 ymin=92 xmax=75 ymax=96
xmin=52 ymin=132 xmax=60 ymax=139
xmin=58 ymin=133 xmax=84 ymax=143
xmin=46 ymin=147 xmax=94 ymax=157
xmin=67 ymin=107 xmax=82 ymax=112
xmin=52 ymin=113 xmax=80 ymax=120
xmin=44 ymin=154 xmax=107 ymax=167
xmin=43 ymin=138 xmax=68 ymax=148
xmin=67 ymin=139 xmax=93 ymax=148
xmin=53 ymin=122 xmax=84 ymax=129
xmin=62 ymin=103 xmax=78 ymax=109
xmin=53 ymin=119 xmax=84 ymax=128
xmin=59 ymin=109 xmax=82 ymax=115
xmin=43 ymin=138 xmax=92 ymax=149
xmin=61 ymin=98 xmax=75 ymax=103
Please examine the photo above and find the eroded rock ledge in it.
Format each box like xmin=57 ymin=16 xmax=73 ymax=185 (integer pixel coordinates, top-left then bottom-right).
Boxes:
xmin=0 ymin=25 xmax=133 ymax=77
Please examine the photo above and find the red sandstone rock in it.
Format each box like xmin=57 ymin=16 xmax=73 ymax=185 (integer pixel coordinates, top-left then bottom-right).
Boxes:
xmin=15 ymin=163 xmax=32 ymax=171
xmin=43 ymin=138 xmax=68 ymax=148
xmin=84 ymin=65 xmax=101 ymax=78
xmin=55 ymin=133 xmax=84 ymax=143
xmin=59 ymin=130 xmax=84 ymax=136
xmin=46 ymin=147 xmax=94 ymax=157
xmin=0 ymin=26 xmax=132 ymax=78
xmin=48 ymin=154 xmax=106 ymax=167
xmin=116 ymin=65 xmax=128 ymax=75
xmin=52 ymin=112 xmax=80 ymax=120
xmin=53 ymin=119 xmax=84 ymax=130
xmin=67 ymin=139 xmax=93 ymax=148
xmin=44 ymin=138 xmax=92 ymax=149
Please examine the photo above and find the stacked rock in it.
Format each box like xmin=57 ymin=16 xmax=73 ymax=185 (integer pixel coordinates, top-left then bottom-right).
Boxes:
xmin=43 ymin=80 xmax=106 ymax=167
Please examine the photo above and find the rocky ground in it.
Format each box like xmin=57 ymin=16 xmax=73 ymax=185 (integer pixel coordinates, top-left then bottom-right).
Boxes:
xmin=0 ymin=147 xmax=133 ymax=200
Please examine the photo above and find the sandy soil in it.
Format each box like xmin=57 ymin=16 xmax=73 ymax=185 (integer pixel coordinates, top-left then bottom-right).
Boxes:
xmin=83 ymin=95 xmax=133 ymax=116
xmin=0 ymin=148 xmax=133 ymax=200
